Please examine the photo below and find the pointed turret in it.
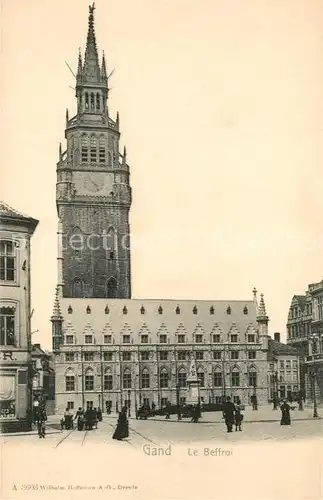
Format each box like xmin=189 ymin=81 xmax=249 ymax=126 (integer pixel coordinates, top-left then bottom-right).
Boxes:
xmin=101 ymin=51 xmax=107 ymax=81
xmin=257 ymin=292 xmax=269 ymax=350
xmin=51 ymin=286 xmax=62 ymax=320
xmin=252 ymin=287 xmax=258 ymax=313
xmin=65 ymin=108 xmax=69 ymax=126
xmin=123 ymin=146 xmax=127 ymax=165
xmin=51 ymin=286 xmax=63 ymax=352
xmin=116 ymin=111 xmax=119 ymax=129
xmin=257 ymin=293 xmax=268 ymax=320
xmin=76 ymin=48 xmax=83 ymax=81
xmin=59 ymin=142 xmax=62 ymax=160
xmin=82 ymin=3 xmax=101 ymax=84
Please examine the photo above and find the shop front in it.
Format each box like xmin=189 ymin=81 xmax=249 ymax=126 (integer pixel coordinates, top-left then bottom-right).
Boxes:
xmin=0 ymin=350 xmax=32 ymax=433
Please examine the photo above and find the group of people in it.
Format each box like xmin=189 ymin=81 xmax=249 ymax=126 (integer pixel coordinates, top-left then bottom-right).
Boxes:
xmin=61 ymin=406 xmax=103 ymax=431
xmin=222 ymin=397 xmax=244 ymax=432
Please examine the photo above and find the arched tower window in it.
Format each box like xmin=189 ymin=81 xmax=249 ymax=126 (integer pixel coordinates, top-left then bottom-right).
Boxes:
xmin=140 ymin=368 xmax=150 ymax=389
xmin=107 ymin=277 xmax=117 ymax=299
xmin=107 ymin=151 xmax=112 ymax=167
xmin=72 ymin=278 xmax=84 ymax=298
xmin=99 ymin=135 xmax=106 ymax=163
xmin=106 ymin=227 xmax=116 ymax=260
xmin=85 ymin=93 xmax=89 ymax=110
xmin=90 ymin=135 xmax=97 ymax=163
xmin=96 ymin=93 xmax=100 ymax=110
xmin=90 ymin=93 xmax=95 ymax=110
xmin=70 ymin=137 xmax=74 ymax=164
xmin=159 ymin=368 xmax=169 ymax=388
xmin=81 ymin=134 xmax=88 ymax=163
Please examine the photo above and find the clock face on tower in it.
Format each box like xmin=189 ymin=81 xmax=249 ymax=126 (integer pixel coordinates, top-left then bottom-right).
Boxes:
xmin=73 ymin=171 xmax=114 ymax=195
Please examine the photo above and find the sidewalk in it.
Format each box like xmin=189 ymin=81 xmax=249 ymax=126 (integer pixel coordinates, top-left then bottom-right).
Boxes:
xmin=148 ymin=405 xmax=323 ymax=424
xmin=0 ymin=425 xmax=62 ymax=438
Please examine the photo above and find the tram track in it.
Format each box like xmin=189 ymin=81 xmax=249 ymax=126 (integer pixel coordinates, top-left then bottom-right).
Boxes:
xmin=53 ymin=428 xmax=75 ymax=449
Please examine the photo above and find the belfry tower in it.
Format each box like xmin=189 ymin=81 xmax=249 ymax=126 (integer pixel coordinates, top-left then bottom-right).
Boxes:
xmin=56 ymin=3 xmax=132 ymax=299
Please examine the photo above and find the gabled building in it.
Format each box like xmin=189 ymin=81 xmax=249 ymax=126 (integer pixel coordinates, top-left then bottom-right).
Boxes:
xmin=0 ymin=201 xmax=38 ymax=432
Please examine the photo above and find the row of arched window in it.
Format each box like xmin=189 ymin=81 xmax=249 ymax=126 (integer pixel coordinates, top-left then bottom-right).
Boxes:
xmin=64 ymin=366 xmax=258 ymax=391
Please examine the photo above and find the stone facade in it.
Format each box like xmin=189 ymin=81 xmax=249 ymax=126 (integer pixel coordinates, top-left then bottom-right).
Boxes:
xmin=267 ymin=333 xmax=300 ymax=401
xmin=286 ymin=279 xmax=323 ymax=402
xmin=52 ymin=294 xmax=271 ymax=414
xmin=0 ymin=202 xmax=38 ymax=432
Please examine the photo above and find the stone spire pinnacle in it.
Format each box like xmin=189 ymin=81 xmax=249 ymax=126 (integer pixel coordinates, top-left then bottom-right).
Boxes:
xmin=51 ymin=286 xmax=63 ymax=320
xmin=257 ymin=293 xmax=268 ymax=320
xmin=82 ymin=3 xmax=101 ymax=83
xmin=101 ymin=51 xmax=107 ymax=81
xmin=76 ymin=48 xmax=83 ymax=79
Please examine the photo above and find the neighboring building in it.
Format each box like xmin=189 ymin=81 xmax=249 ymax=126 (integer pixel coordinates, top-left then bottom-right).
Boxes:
xmin=31 ymin=344 xmax=55 ymax=414
xmin=267 ymin=332 xmax=300 ymax=401
xmin=287 ymin=279 xmax=323 ymax=402
xmin=52 ymin=5 xmax=272 ymax=414
xmin=0 ymin=202 xmax=38 ymax=432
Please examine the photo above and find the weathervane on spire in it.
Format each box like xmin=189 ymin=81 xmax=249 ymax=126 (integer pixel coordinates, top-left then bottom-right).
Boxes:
xmin=89 ymin=2 xmax=95 ymax=15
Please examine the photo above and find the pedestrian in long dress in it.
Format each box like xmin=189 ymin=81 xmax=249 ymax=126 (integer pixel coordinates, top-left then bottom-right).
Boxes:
xmin=222 ymin=396 xmax=236 ymax=433
xmin=234 ymin=404 xmax=244 ymax=431
xmin=112 ymin=406 xmax=129 ymax=441
xmin=280 ymin=400 xmax=291 ymax=425
xmin=74 ymin=407 xmax=84 ymax=431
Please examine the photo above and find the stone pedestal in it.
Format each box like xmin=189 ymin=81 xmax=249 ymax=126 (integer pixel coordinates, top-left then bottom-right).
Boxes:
xmin=186 ymin=355 xmax=200 ymax=405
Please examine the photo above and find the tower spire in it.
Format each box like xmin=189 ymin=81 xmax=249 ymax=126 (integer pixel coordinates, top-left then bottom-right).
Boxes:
xmin=82 ymin=3 xmax=101 ymax=83
xmin=76 ymin=48 xmax=83 ymax=80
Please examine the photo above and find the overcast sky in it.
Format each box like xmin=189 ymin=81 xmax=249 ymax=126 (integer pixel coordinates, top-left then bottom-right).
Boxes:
xmin=1 ymin=0 xmax=323 ymax=349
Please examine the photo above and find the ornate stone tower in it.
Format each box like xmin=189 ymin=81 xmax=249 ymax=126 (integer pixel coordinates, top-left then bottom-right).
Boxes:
xmin=56 ymin=4 xmax=131 ymax=299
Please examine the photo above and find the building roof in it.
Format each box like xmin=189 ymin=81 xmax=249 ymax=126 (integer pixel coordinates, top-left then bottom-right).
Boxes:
xmin=268 ymin=338 xmax=299 ymax=357
xmin=58 ymin=298 xmax=259 ymax=342
xmin=0 ymin=201 xmax=38 ymax=230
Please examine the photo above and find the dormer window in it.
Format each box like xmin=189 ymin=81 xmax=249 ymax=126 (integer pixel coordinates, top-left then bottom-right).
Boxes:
xmin=105 ymin=305 xmax=109 ymax=314
xmin=175 ymin=306 xmax=180 ymax=314
xmin=193 ymin=305 xmax=198 ymax=315
xmin=227 ymin=306 xmax=231 ymax=315
xmin=85 ymin=335 xmax=93 ymax=344
xmin=140 ymin=305 xmax=145 ymax=315
xmin=243 ymin=306 xmax=248 ymax=315
xmin=68 ymin=305 xmax=73 ymax=314
xmin=158 ymin=305 xmax=163 ymax=314
xmin=86 ymin=305 xmax=91 ymax=314
xmin=123 ymin=306 xmax=128 ymax=315
xmin=210 ymin=306 xmax=214 ymax=315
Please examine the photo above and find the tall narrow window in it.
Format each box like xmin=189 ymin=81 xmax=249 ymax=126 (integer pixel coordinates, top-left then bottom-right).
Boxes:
xmin=70 ymin=137 xmax=74 ymax=165
xmin=81 ymin=134 xmax=88 ymax=163
xmin=85 ymin=369 xmax=94 ymax=391
xmin=104 ymin=370 xmax=113 ymax=390
xmin=0 ymin=306 xmax=15 ymax=346
xmin=159 ymin=369 xmax=169 ymax=388
xmin=123 ymin=370 xmax=132 ymax=389
xmin=106 ymin=228 xmax=116 ymax=258
xmin=0 ymin=241 xmax=15 ymax=281
xmin=90 ymin=93 xmax=95 ymax=110
xmin=107 ymin=278 xmax=117 ymax=299
xmin=141 ymin=369 xmax=150 ymax=389
xmin=96 ymin=93 xmax=100 ymax=110
xmin=72 ymin=279 xmax=84 ymax=298
xmin=178 ymin=368 xmax=187 ymax=388
xmin=90 ymin=136 xmax=97 ymax=163
xmin=65 ymin=372 xmax=75 ymax=391
xmin=85 ymin=93 xmax=89 ymax=110
xmin=99 ymin=136 xmax=105 ymax=163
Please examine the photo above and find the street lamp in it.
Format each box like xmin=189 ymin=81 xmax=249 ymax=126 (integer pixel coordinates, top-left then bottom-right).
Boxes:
xmin=176 ymin=383 xmax=181 ymax=420
xmin=309 ymin=332 xmax=319 ymax=418
xmin=272 ymin=371 xmax=278 ymax=410
xmin=127 ymin=389 xmax=131 ymax=418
